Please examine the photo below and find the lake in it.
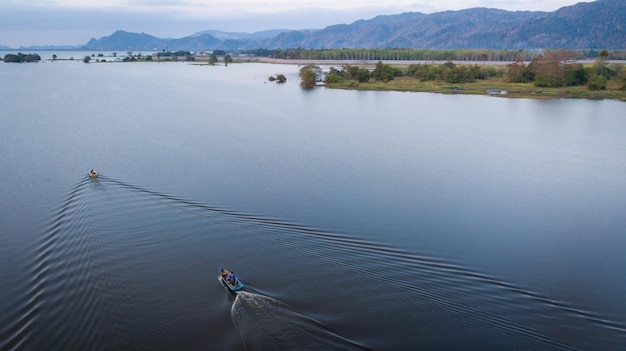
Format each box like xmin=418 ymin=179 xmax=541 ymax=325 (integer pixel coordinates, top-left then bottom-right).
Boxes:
xmin=1 ymin=57 xmax=625 ymax=350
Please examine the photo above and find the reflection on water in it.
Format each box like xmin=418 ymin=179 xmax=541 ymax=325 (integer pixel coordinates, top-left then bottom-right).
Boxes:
xmin=3 ymin=175 xmax=623 ymax=350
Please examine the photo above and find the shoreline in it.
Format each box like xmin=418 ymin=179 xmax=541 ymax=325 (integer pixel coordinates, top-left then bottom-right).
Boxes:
xmin=323 ymin=77 xmax=626 ymax=101
xmin=243 ymin=58 xmax=626 ymax=102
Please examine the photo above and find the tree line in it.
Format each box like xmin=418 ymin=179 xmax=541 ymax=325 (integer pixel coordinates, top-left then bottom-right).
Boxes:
xmin=244 ymin=48 xmax=626 ymax=62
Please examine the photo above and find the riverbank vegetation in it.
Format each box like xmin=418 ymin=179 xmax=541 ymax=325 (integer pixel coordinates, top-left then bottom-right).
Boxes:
xmin=313 ymin=50 xmax=626 ymax=100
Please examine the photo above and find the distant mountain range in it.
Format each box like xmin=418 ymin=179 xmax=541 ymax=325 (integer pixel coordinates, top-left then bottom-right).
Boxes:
xmin=5 ymin=0 xmax=625 ymax=51
xmin=189 ymin=29 xmax=293 ymax=41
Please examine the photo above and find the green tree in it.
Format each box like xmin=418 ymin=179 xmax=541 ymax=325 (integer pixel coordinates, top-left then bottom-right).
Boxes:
xmin=372 ymin=61 xmax=395 ymax=82
xmin=83 ymin=56 xmax=91 ymax=63
xmin=564 ymin=64 xmax=588 ymax=86
xmin=443 ymin=66 xmax=467 ymax=83
xmin=355 ymin=68 xmax=371 ymax=82
xmin=299 ymin=65 xmax=320 ymax=89
xmin=426 ymin=65 xmax=444 ymax=81
xmin=325 ymin=67 xmax=344 ymax=84
xmin=346 ymin=65 xmax=360 ymax=79
xmin=599 ymin=49 xmax=609 ymax=77
xmin=407 ymin=64 xmax=431 ymax=81
xmin=588 ymin=76 xmax=608 ymax=90
xmin=276 ymin=74 xmax=287 ymax=83
xmin=209 ymin=53 xmax=217 ymax=65
xmin=224 ymin=54 xmax=232 ymax=66
xmin=467 ymin=64 xmax=485 ymax=80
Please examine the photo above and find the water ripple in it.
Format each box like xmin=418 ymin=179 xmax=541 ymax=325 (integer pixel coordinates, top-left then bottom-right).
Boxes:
xmin=5 ymin=175 xmax=624 ymax=350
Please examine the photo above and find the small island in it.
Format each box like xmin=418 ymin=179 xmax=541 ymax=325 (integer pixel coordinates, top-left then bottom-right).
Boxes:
xmin=2 ymin=53 xmax=41 ymax=63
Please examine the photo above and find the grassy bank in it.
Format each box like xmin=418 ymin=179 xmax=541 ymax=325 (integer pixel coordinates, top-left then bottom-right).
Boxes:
xmin=327 ymin=75 xmax=626 ymax=101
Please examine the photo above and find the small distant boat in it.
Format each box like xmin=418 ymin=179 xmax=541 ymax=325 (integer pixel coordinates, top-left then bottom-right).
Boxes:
xmin=88 ymin=169 xmax=98 ymax=178
xmin=218 ymin=267 xmax=244 ymax=292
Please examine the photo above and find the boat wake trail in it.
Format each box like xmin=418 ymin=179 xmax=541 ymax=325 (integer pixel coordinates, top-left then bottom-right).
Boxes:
xmin=231 ymin=291 xmax=368 ymax=351
xmin=10 ymin=174 xmax=621 ymax=350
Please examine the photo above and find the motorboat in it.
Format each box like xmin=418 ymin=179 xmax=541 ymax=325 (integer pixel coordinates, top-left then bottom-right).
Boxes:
xmin=218 ymin=267 xmax=244 ymax=292
xmin=88 ymin=169 xmax=98 ymax=178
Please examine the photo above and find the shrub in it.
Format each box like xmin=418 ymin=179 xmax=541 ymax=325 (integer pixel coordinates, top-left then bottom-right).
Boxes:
xmin=588 ymin=76 xmax=608 ymax=90
xmin=356 ymin=68 xmax=371 ymax=82
xmin=372 ymin=61 xmax=395 ymax=82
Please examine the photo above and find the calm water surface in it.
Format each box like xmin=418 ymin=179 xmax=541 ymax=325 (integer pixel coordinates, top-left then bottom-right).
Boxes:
xmin=1 ymin=58 xmax=625 ymax=350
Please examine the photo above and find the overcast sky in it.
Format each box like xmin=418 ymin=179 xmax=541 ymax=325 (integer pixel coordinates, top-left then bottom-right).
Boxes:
xmin=1 ymin=0 xmax=593 ymax=47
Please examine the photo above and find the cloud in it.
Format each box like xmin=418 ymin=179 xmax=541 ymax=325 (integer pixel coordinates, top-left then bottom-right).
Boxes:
xmin=0 ymin=0 xmax=415 ymax=46
xmin=0 ymin=0 xmax=593 ymax=47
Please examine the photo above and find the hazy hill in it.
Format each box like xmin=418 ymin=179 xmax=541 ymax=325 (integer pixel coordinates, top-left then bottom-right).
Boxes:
xmin=279 ymin=0 xmax=624 ymax=49
xmin=83 ymin=30 xmax=219 ymax=51
xmin=83 ymin=31 xmax=165 ymax=51
xmin=79 ymin=0 xmax=625 ymax=51
xmin=308 ymin=9 xmax=541 ymax=49
xmin=190 ymin=29 xmax=292 ymax=41
xmin=511 ymin=0 xmax=626 ymax=48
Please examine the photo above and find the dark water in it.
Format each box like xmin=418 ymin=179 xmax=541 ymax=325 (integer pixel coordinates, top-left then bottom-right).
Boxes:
xmin=1 ymin=58 xmax=625 ymax=350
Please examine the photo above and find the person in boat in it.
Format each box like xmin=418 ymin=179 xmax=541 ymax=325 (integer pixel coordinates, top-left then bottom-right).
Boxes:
xmin=228 ymin=272 xmax=236 ymax=285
